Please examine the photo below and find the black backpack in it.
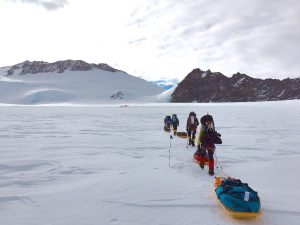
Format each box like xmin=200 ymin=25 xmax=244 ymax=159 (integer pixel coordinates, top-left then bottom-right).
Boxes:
xmin=172 ymin=114 xmax=178 ymax=124
xmin=165 ymin=116 xmax=171 ymax=123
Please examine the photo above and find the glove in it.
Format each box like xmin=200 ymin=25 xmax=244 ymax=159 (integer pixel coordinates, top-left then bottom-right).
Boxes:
xmin=214 ymin=136 xmax=222 ymax=144
xmin=216 ymin=132 xmax=221 ymax=137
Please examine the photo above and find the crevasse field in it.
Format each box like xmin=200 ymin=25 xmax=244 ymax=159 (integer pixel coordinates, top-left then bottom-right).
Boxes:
xmin=1 ymin=101 xmax=300 ymax=225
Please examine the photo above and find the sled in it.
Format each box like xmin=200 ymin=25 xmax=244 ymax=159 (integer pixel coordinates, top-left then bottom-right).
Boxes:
xmin=164 ymin=126 xmax=171 ymax=132
xmin=193 ymin=152 xmax=209 ymax=165
xmin=176 ymin=131 xmax=187 ymax=138
xmin=214 ymin=177 xmax=262 ymax=219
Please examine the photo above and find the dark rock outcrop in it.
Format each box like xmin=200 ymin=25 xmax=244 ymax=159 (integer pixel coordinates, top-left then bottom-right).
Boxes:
xmin=171 ymin=69 xmax=300 ymax=102
xmin=6 ymin=60 xmax=119 ymax=76
xmin=110 ymin=91 xmax=124 ymax=99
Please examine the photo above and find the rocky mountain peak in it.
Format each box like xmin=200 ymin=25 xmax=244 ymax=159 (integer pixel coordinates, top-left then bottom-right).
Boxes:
xmin=6 ymin=60 xmax=119 ymax=76
xmin=191 ymin=68 xmax=204 ymax=74
xmin=188 ymin=68 xmax=227 ymax=79
xmin=232 ymin=72 xmax=251 ymax=79
xmin=171 ymin=68 xmax=300 ymax=102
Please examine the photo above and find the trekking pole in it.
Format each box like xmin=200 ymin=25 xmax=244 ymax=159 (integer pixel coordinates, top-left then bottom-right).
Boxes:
xmin=169 ymin=135 xmax=173 ymax=168
xmin=186 ymin=129 xmax=189 ymax=149
xmin=186 ymin=135 xmax=189 ymax=149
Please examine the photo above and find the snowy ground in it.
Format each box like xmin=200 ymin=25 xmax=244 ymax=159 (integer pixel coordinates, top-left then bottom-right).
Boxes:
xmin=0 ymin=101 xmax=300 ymax=225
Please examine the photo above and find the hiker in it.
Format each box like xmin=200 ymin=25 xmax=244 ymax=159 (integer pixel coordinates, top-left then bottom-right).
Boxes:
xmin=195 ymin=114 xmax=222 ymax=175
xmin=164 ymin=115 xmax=172 ymax=129
xmin=171 ymin=114 xmax=179 ymax=135
xmin=186 ymin=112 xmax=199 ymax=146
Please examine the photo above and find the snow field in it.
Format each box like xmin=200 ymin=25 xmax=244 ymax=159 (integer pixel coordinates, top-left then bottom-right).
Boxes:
xmin=0 ymin=101 xmax=299 ymax=225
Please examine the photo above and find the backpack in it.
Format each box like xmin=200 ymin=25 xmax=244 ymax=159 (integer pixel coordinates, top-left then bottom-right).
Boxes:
xmin=165 ymin=116 xmax=171 ymax=124
xmin=189 ymin=116 xmax=198 ymax=129
xmin=172 ymin=115 xmax=178 ymax=124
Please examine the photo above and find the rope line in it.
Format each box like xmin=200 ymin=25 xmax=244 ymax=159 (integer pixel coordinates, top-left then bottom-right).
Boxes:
xmin=215 ymin=150 xmax=229 ymax=178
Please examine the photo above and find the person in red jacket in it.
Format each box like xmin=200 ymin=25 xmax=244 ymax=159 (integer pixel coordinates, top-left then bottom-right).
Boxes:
xmin=195 ymin=114 xmax=222 ymax=175
xmin=186 ymin=111 xmax=199 ymax=146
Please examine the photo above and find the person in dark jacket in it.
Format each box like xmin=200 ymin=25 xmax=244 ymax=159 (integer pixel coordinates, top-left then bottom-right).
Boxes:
xmin=195 ymin=114 xmax=222 ymax=175
xmin=164 ymin=115 xmax=172 ymax=129
xmin=171 ymin=114 xmax=179 ymax=135
xmin=186 ymin=112 xmax=199 ymax=146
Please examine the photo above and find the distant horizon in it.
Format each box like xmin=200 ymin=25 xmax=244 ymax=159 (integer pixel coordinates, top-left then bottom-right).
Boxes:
xmin=1 ymin=59 xmax=299 ymax=82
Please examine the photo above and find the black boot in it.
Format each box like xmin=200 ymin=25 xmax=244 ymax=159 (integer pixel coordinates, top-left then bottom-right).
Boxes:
xmin=199 ymin=164 xmax=204 ymax=169
xmin=208 ymin=170 xmax=215 ymax=176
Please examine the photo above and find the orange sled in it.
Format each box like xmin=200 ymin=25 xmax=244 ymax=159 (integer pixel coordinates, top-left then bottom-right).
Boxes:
xmin=176 ymin=131 xmax=187 ymax=138
xmin=214 ymin=177 xmax=262 ymax=219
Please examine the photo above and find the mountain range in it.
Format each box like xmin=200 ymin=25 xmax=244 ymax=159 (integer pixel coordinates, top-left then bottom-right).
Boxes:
xmin=1 ymin=60 xmax=299 ymax=104
xmin=0 ymin=60 xmax=164 ymax=104
xmin=171 ymin=68 xmax=300 ymax=102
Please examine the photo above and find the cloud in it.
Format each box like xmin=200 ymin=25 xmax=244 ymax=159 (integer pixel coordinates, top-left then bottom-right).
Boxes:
xmin=127 ymin=0 xmax=300 ymax=78
xmin=1 ymin=0 xmax=299 ymax=80
xmin=6 ymin=0 xmax=68 ymax=10
xmin=128 ymin=37 xmax=148 ymax=46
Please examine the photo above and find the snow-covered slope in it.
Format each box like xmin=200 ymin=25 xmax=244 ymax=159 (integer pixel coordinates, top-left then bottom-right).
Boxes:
xmin=156 ymin=85 xmax=176 ymax=102
xmin=0 ymin=60 xmax=164 ymax=104
xmin=0 ymin=101 xmax=299 ymax=225
xmin=152 ymin=79 xmax=179 ymax=90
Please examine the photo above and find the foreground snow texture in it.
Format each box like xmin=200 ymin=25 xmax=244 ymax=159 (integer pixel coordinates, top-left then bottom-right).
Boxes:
xmin=1 ymin=101 xmax=300 ymax=225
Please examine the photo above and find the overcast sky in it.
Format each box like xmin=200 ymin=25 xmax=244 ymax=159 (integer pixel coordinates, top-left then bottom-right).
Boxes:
xmin=1 ymin=0 xmax=299 ymax=81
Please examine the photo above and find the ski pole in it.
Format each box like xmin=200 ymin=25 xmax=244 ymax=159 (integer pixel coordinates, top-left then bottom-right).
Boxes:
xmin=169 ymin=135 xmax=173 ymax=168
xmin=186 ymin=135 xmax=189 ymax=148
xmin=186 ymin=130 xmax=189 ymax=149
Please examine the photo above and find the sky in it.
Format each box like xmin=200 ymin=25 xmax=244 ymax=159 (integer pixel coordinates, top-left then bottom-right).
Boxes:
xmin=0 ymin=0 xmax=300 ymax=81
